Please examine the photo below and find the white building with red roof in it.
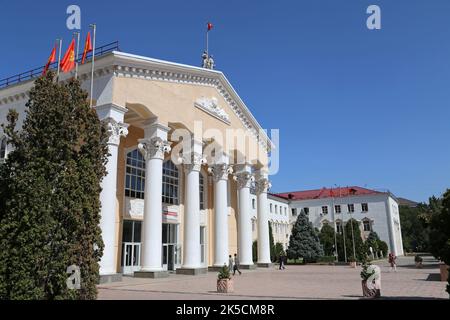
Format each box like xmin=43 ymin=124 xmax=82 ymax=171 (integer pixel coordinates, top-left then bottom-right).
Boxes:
xmin=272 ymin=186 xmax=404 ymax=256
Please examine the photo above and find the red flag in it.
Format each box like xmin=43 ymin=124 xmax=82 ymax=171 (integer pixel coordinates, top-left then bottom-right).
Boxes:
xmin=60 ymin=39 xmax=76 ymax=73
xmin=42 ymin=45 xmax=56 ymax=76
xmin=207 ymin=22 xmax=213 ymax=31
xmin=81 ymin=32 xmax=93 ymax=64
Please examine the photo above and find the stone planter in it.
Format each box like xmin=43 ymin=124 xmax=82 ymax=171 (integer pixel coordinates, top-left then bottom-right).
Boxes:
xmin=361 ymin=280 xmax=381 ymax=298
xmin=415 ymin=261 xmax=423 ymax=269
xmin=217 ymin=278 xmax=234 ymax=293
xmin=349 ymin=261 xmax=357 ymax=268
xmin=440 ymin=263 xmax=449 ymax=282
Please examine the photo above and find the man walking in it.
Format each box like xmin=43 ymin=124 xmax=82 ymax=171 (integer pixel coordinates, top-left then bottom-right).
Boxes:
xmin=228 ymin=255 xmax=233 ymax=273
xmin=233 ymin=253 xmax=242 ymax=275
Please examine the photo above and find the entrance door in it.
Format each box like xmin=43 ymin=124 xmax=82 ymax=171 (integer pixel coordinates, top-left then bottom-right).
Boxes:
xmin=122 ymin=242 xmax=141 ymax=274
xmin=162 ymin=223 xmax=179 ymax=271
xmin=121 ymin=220 xmax=142 ymax=275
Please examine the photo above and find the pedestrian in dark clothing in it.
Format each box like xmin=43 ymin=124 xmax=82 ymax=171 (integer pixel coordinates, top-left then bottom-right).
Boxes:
xmin=233 ymin=253 xmax=242 ymax=275
xmin=279 ymin=252 xmax=286 ymax=270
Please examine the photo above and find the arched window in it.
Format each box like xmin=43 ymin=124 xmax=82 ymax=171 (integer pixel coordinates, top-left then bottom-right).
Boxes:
xmin=0 ymin=137 xmax=7 ymax=160
xmin=252 ymin=199 xmax=256 ymax=209
xmin=162 ymin=160 xmax=179 ymax=205
xmin=270 ymin=203 xmax=273 ymax=213
xmin=199 ymin=173 xmax=205 ymax=210
xmin=363 ymin=219 xmax=372 ymax=232
xmin=125 ymin=149 xmax=145 ymax=199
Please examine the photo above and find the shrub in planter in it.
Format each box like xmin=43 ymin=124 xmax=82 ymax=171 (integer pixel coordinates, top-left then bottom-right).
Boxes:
xmin=348 ymin=257 xmax=357 ymax=268
xmin=360 ymin=260 xmax=381 ymax=298
xmin=415 ymin=255 xmax=423 ymax=268
xmin=217 ymin=265 xmax=233 ymax=293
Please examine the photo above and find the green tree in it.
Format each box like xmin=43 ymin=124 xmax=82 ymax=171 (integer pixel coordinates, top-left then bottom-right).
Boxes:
xmin=399 ymin=204 xmax=431 ymax=252
xmin=0 ymin=73 xmax=108 ymax=299
xmin=366 ymin=231 xmax=380 ymax=257
xmin=377 ymin=240 xmax=388 ymax=258
xmin=343 ymin=219 xmax=366 ymax=262
xmin=274 ymin=242 xmax=284 ymax=262
xmin=269 ymin=222 xmax=275 ymax=262
xmin=319 ymin=224 xmax=336 ymax=256
xmin=287 ymin=212 xmax=323 ymax=263
xmin=428 ymin=190 xmax=450 ymax=294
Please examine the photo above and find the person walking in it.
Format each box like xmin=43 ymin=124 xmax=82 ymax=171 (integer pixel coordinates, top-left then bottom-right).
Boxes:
xmin=228 ymin=255 xmax=233 ymax=273
xmin=233 ymin=253 xmax=242 ymax=275
xmin=388 ymin=252 xmax=397 ymax=272
xmin=279 ymin=252 xmax=286 ymax=270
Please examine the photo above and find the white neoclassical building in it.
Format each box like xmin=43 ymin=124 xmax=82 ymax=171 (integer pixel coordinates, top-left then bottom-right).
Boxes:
xmin=0 ymin=46 xmax=275 ymax=282
xmin=274 ymin=186 xmax=404 ymax=256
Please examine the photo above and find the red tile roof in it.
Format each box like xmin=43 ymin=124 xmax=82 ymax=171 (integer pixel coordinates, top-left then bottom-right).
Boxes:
xmin=273 ymin=186 xmax=382 ymax=201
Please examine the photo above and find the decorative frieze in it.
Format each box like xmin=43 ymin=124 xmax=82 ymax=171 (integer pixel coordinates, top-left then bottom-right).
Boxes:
xmin=195 ymin=97 xmax=230 ymax=124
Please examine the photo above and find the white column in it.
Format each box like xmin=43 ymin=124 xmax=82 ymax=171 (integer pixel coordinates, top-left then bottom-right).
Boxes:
xmin=235 ymin=164 xmax=254 ymax=266
xmin=255 ymin=170 xmax=271 ymax=265
xmin=95 ymin=104 xmax=128 ymax=276
xmin=210 ymin=162 xmax=231 ymax=267
xmin=181 ymin=140 xmax=204 ymax=269
xmin=138 ymin=121 xmax=171 ymax=272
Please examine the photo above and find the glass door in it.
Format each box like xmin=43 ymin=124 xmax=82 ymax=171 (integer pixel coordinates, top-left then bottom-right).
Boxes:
xmin=121 ymin=220 xmax=142 ymax=274
xmin=162 ymin=223 xmax=179 ymax=271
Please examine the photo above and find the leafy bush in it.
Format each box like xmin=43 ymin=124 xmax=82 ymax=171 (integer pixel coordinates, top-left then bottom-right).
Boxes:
xmin=218 ymin=265 xmax=231 ymax=280
xmin=414 ymin=255 xmax=423 ymax=263
xmin=377 ymin=240 xmax=388 ymax=258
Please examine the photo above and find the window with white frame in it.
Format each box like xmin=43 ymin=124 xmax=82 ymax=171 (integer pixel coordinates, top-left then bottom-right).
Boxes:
xmin=162 ymin=160 xmax=179 ymax=205
xmin=304 ymin=207 xmax=309 ymax=215
xmin=252 ymin=198 xmax=256 ymax=209
xmin=321 ymin=206 xmax=328 ymax=215
xmin=361 ymin=203 xmax=368 ymax=212
xmin=125 ymin=149 xmax=146 ymax=199
xmin=199 ymin=174 xmax=205 ymax=210
xmin=347 ymin=204 xmax=355 ymax=213
xmin=270 ymin=203 xmax=273 ymax=213
xmin=335 ymin=205 xmax=341 ymax=214
xmin=291 ymin=208 xmax=296 ymax=216
xmin=275 ymin=205 xmax=278 ymax=214
xmin=363 ymin=220 xmax=371 ymax=231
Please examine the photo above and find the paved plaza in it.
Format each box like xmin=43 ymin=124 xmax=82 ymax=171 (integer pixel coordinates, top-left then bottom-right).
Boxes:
xmin=97 ymin=256 xmax=448 ymax=300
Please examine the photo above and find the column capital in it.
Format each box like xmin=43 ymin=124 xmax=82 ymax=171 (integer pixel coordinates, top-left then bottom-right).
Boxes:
xmin=235 ymin=171 xmax=254 ymax=189
xmin=182 ymin=152 xmax=204 ymax=172
xmin=209 ymin=163 xmax=232 ymax=182
xmin=255 ymin=177 xmax=271 ymax=195
xmin=104 ymin=117 xmax=129 ymax=146
xmin=138 ymin=137 xmax=171 ymax=160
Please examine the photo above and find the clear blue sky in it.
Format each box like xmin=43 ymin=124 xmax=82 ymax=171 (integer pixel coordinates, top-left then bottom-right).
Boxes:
xmin=1 ymin=0 xmax=449 ymax=202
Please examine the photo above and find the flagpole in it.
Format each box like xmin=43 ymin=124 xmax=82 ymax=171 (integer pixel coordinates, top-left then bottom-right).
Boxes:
xmin=57 ymin=38 xmax=62 ymax=80
xmin=206 ymin=29 xmax=209 ymax=57
xmin=89 ymin=24 xmax=96 ymax=108
xmin=74 ymin=32 xmax=80 ymax=79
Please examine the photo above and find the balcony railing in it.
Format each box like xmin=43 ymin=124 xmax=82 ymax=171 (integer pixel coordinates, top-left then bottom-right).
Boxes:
xmin=0 ymin=41 xmax=120 ymax=89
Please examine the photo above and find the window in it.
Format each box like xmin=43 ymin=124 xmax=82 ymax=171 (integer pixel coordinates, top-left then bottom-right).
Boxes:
xmin=275 ymin=205 xmax=278 ymax=214
xmin=304 ymin=207 xmax=309 ymax=215
xmin=336 ymin=221 xmax=343 ymax=233
xmin=162 ymin=160 xmax=179 ymax=205
xmin=0 ymin=137 xmax=6 ymax=160
xmin=199 ymin=174 xmax=205 ymax=210
xmin=363 ymin=220 xmax=371 ymax=232
xmin=321 ymin=206 xmax=328 ymax=215
xmin=361 ymin=203 xmax=368 ymax=212
xmin=270 ymin=203 xmax=273 ymax=213
xmin=335 ymin=205 xmax=341 ymax=214
xmin=252 ymin=199 xmax=256 ymax=209
xmin=291 ymin=208 xmax=296 ymax=216
xmin=284 ymin=207 xmax=287 ymax=215
xmin=125 ymin=149 xmax=146 ymax=199
xmin=347 ymin=204 xmax=355 ymax=213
